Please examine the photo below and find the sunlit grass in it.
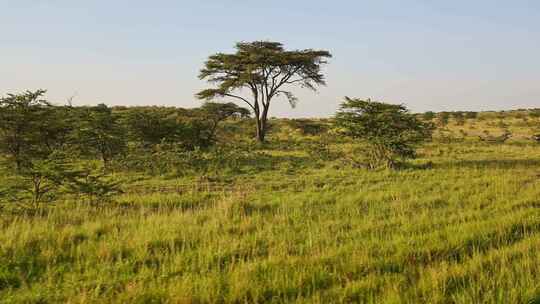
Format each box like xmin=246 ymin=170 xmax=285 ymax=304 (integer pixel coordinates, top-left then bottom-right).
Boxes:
xmin=1 ymin=117 xmax=540 ymax=303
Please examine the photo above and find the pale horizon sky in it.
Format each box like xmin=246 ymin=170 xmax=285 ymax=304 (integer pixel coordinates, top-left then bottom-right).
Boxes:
xmin=2 ymin=0 xmax=540 ymax=117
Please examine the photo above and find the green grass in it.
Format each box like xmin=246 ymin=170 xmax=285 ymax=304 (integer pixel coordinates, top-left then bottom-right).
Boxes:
xmin=1 ymin=116 xmax=540 ymax=303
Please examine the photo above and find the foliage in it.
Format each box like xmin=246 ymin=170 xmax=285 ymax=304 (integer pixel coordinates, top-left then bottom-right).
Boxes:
xmin=68 ymin=167 xmax=123 ymax=204
xmin=453 ymin=111 xmax=466 ymax=125
xmin=335 ymin=97 xmax=434 ymax=168
xmin=437 ymin=111 xmax=450 ymax=126
xmin=285 ymin=119 xmax=329 ymax=136
xmin=124 ymin=108 xmax=191 ymax=147
xmin=0 ymin=90 xmax=71 ymax=170
xmin=423 ymin=111 xmax=435 ymax=121
xmin=0 ymin=91 xmax=78 ymax=209
xmin=198 ymin=102 xmax=250 ymax=143
xmin=465 ymin=111 xmax=478 ymax=119
xmin=74 ymin=104 xmax=127 ymax=167
xmin=196 ymin=41 xmax=332 ymax=142
xmin=529 ymin=109 xmax=540 ymax=118
xmin=122 ymin=108 xmax=216 ymax=149
xmin=1 ymin=152 xmax=79 ymax=209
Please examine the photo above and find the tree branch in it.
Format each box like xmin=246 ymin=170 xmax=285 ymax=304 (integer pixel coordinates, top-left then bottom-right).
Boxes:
xmin=223 ymin=93 xmax=255 ymax=111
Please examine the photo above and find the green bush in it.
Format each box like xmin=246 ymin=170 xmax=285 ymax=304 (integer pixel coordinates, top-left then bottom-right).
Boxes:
xmin=335 ymin=97 xmax=434 ymax=169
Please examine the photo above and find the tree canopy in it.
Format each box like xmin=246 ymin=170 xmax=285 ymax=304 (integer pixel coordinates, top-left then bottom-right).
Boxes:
xmin=0 ymin=90 xmax=68 ymax=169
xmin=196 ymin=41 xmax=332 ymax=141
xmin=335 ymin=97 xmax=434 ymax=168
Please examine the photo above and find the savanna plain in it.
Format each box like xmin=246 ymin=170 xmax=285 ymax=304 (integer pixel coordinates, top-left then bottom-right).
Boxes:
xmin=1 ymin=109 xmax=540 ymax=304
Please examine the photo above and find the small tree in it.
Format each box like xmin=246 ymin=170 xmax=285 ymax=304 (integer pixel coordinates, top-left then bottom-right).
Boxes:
xmin=287 ymin=119 xmax=329 ymax=136
xmin=530 ymin=109 xmax=540 ymax=118
xmin=0 ymin=90 xmax=56 ymax=169
xmin=196 ymin=41 xmax=332 ymax=142
xmin=74 ymin=104 xmax=127 ymax=167
xmin=124 ymin=108 xmax=189 ymax=148
xmin=453 ymin=111 xmax=465 ymax=126
xmin=67 ymin=166 xmax=123 ymax=205
xmin=423 ymin=111 xmax=435 ymax=121
xmin=0 ymin=90 xmax=81 ymax=209
xmin=334 ymin=97 xmax=434 ymax=169
xmin=1 ymin=151 xmax=79 ymax=210
xmin=437 ymin=112 xmax=450 ymax=127
xmin=199 ymin=102 xmax=250 ymax=143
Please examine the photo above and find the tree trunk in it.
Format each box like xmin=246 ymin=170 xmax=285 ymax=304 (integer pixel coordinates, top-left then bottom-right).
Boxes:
xmin=256 ymin=117 xmax=265 ymax=142
xmin=256 ymin=110 xmax=270 ymax=142
xmin=101 ymin=146 xmax=110 ymax=169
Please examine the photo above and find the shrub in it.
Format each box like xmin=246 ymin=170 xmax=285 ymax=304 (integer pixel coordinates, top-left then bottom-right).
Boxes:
xmin=529 ymin=109 xmax=540 ymax=118
xmin=334 ymin=97 xmax=434 ymax=169
xmin=286 ymin=119 xmax=329 ymax=136
xmin=68 ymin=166 xmax=123 ymax=205
xmin=73 ymin=104 xmax=127 ymax=168
xmin=0 ymin=151 xmax=79 ymax=210
xmin=423 ymin=111 xmax=435 ymax=121
xmin=0 ymin=90 xmax=72 ymax=170
xmin=453 ymin=112 xmax=465 ymax=126
xmin=437 ymin=112 xmax=450 ymax=126
xmin=465 ymin=112 xmax=478 ymax=119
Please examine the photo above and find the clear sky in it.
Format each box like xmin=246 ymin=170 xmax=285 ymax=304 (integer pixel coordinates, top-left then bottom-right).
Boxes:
xmin=2 ymin=0 xmax=540 ymax=117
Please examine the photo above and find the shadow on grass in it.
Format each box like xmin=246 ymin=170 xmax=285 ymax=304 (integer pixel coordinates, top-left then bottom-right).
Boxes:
xmin=528 ymin=294 xmax=540 ymax=304
xmin=405 ymin=221 xmax=540 ymax=267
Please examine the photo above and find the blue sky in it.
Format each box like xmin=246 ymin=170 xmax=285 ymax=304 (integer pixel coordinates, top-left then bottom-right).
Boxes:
xmin=2 ymin=0 xmax=540 ymax=117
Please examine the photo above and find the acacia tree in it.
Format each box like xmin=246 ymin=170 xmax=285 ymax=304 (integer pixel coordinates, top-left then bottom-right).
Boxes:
xmin=196 ymin=41 xmax=332 ymax=142
xmin=75 ymin=104 xmax=127 ymax=167
xmin=0 ymin=90 xmax=51 ymax=169
xmin=0 ymin=90 xmax=80 ymax=209
xmin=423 ymin=111 xmax=435 ymax=121
xmin=335 ymin=97 xmax=434 ymax=169
xmin=437 ymin=112 xmax=450 ymax=127
xmin=199 ymin=102 xmax=250 ymax=143
xmin=124 ymin=108 xmax=191 ymax=148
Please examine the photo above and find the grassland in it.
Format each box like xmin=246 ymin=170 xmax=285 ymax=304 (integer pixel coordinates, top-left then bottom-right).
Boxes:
xmin=1 ymin=112 xmax=540 ymax=303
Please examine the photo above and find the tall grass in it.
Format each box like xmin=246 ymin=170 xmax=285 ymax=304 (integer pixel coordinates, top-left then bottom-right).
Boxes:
xmin=1 ymin=117 xmax=540 ymax=303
